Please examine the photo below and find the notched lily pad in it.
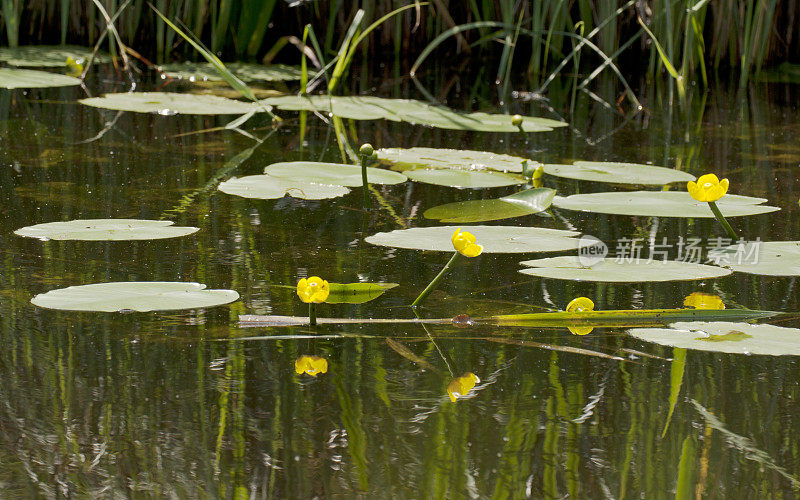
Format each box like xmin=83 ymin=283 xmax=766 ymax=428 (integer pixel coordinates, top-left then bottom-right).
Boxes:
xmin=519 ymin=256 xmax=731 ymax=282
xmin=553 ymin=191 xmax=779 ymax=218
xmin=264 ymin=161 xmax=407 ymax=187
xmin=80 ymin=92 xmax=268 ymax=115
xmin=376 ymin=147 xmax=532 ymax=173
xmin=709 ymin=241 xmax=800 ymax=276
xmin=543 ymin=161 xmax=695 ymax=185
xmin=158 ymin=62 xmax=305 ymax=82
xmin=628 ymin=321 xmax=800 ymax=355
xmin=31 ymin=282 xmax=239 ymax=312
xmin=14 ymin=219 xmax=199 ymax=241
xmin=405 ymin=169 xmax=524 ymax=188
xmin=0 ymin=45 xmax=110 ymax=67
xmin=218 ymin=174 xmax=349 ymax=200
xmin=0 ymin=68 xmax=81 ymax=89
xmin=366 ymin=225 xmax=584 ymax=253
xmin=424 ymin=187 xmax=555 ymax=222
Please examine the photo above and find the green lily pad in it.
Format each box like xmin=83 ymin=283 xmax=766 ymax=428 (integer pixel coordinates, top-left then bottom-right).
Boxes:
xmin=366 ymin=225 xmax=584 ymax=253
xmin=405 ymin=169 xmax=524 ymax=188
xmin=264 ymin=161 xmax=407 ymax=187
xmin=628 ymin=321 xmax=800 ymax=356
xmin=553 ymin=191 xmax=779 ymax=218
xmin=519 ymin=256 xmax=731 ymax=282
xmin=327 ymin=283 xmax=398 ymax=304
xmin=261 ymin=95 xmax=391 ymax=120
xmin=218 ymin=174 xmax=349 ymax=200
xmin=0 ymin=68 xmax=81 ymax=89
xmin=376 ymin=147 xmax=532 ymax=173
xmin=158 ymin=62 xmax=305 ymax=82
xmin=0 ymin=45 xmax=110 ymax=67
xmin=80 ymin=92 xmax=268 ymax=115
xmin=543 ymin=161 xmax=695 ymax=185
xmin=424 ymin=187 xmax=555 ymax=222
xmin=31 ymin=282 xmax=239 ymax=312
xmin=14 ymin=219 xmax=199 ymax=241
xmin=709 ymin=241 xmax=800 ymax=276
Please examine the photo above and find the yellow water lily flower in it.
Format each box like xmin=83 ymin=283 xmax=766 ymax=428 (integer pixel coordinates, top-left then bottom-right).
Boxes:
xmin=296 ymin=276 xmax=330 ymax=303
xmin=451 ymin=228 xmax=483 ymax=257
xmin=566 ymin=297 xmax=594 ymax=335
xmin=65 ymin=56 xmax=83 ymax=77
xmin=687 ymin=173 xmax=729 ymax=202
xmin=447 ymin=372 xmax=480 ymax=402
xmin=683 ymin=292 xmax=725 ymax=310
xmin=294 ymin=355 xmax=328 ymax=377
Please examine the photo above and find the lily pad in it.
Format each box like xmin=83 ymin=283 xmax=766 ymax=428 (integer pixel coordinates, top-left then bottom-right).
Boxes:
xmin=218 ymin=174 xmax=349 ymax=200
xmin=519 ymin=256 xmax=731 ymax=282
xmin=366 ymin=225 xmax=584 ymax=253
xmin=628 ymin=321 xmax=800 ymax=356
xmin=424 ymin=187 xmax=555 ymax=222
xmin=376 ymin=147 xmax=532 ymax=173
xmin=31 ymin=282 xmax=239 ymax=312
xmin=405 ymin=169 xmax=524 ymax=188
xmin=158 ymin=62 xmax=305 ymax=82
xmin=14 ymin=219 xmax=199 ymax=241
xmin=264 ymin=161 xmax=407 ymax=187
xmin=0 ymin=45 xmax=110 ymax=67
xmin=327 ymin=283 xmax=398 ymax=304
xmin=553 ymin=191 xmax=779 ymax=218
xmin=261 ymin=95 xmax=391 ymax=120
xmin=543 ymin=161 xmax=695 ymax=185
xmin=0 ymin=68 xmax=81 ymax=89
xmin=709 ymin=241 xmax=800 ymax=276
xmin=80 ymin=92 xmax=268 ymax=115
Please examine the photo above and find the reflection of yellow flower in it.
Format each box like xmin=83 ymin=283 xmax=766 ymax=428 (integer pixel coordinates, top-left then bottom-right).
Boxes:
xmin=296 ymin=276 xmax=330 ymax=303
xmin=684 ymin=292 xmax=725 ymax=310
xmin=294 ymin=355 xmax=328 ymax=377
xmin=447 ymin=372 xmax=480 ymax=402
xmin=451 ymin=228 xmax=483 ymax=257
xmin=687 ymin=174 xmax=729 ymax=202
xmin=566 ymin=297 xmax=594 ymax=335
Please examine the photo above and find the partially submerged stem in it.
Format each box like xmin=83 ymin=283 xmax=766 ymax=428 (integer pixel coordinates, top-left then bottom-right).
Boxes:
xmin=309 ymin=302 xmax=317 ymax=326
xmin=412 ymin=252 xmax=462 ymax=308
xmin=707 ymin=201 xmax=738 ymax=240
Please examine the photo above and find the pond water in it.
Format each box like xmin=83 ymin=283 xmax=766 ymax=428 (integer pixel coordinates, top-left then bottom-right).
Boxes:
xmin=1 ymin=74 xmax=800 ymax=497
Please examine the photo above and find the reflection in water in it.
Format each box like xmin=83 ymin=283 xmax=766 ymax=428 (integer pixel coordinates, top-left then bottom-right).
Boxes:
xmin=683 ymin=292 xmax=726 ymax=310
xmin=294 ymin=355 xmax=328 ymax=377
xmin=447 ymin=372 xmax=480 ymax=402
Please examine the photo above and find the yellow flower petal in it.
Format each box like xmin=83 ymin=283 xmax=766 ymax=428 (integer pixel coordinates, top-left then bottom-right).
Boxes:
xmin=568 ymin=326 xmax=594 ymax=336
xmin=683 ymin=292 xmax=725 ymax=310
xmin=687 ymin=173 xmax=729 ymax=202
xmin=451 ymin=228 xmax=482 ymax=257
xmin=447 ymin=372 xmax=480 ymax=402
xmin=294 ymin=355 xmax=328 ymax=377
xmin=296 ymin=276 xmax=330 ymax=303
xmin=566 ymin=297 xmax=594 ymax=313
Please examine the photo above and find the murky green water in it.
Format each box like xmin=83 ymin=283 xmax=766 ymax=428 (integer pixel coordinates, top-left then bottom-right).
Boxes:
xmin=1 ymin=77 xmax=800 ymax=497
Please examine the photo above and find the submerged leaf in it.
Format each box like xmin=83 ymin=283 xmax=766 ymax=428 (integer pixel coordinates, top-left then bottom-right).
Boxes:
xmin=424 ymin=188 xmax=555 ymax=222
xmin=326 ymin=283 xmax=398 ymax=304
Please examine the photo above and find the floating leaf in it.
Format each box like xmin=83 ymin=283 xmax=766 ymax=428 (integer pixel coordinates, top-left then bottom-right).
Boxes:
xmin=80 ymin=92 xmax=268 ymax=115
xmin=494 ymin=309 xmax=778 ymax=327
xmin=13 ymin=219 xmax=199 ymax=241
xmin=366 ymin=225 xmax=584 ymax=253
xmin=0 ymin=45 xmax=110 ymax=67
xmin=543 ymin=161 xmax=695 ymax=185
xmin=628 ymin=321 xmax=800 ymax=356
xmin=0 ymin=68 xmax=80 ymax=89
xmin=519 ymin=256 xmax=731 ymax=282
xmin=158 ymin=62 xmax=306 ymax=82
xmin=31 ymin=282 xmax=239 ymax=312
xmin=405 ymin=169 xmax=524 ymax=188
xmin=709 ymin=241 xmax=800 ymax=276
xmin=424 ymin=187 xmax=555 ymax=222
xmin=376 ymin=147 xmax=531 ymax=173
xmin=218 ymin=174 xmax=350 ymax=200
xmin=553 ymin=191 xmax=779 ymax=217
xmin=264 ymin=161 xmax=407 ymax=187
xmin=326 ymin=283 xmax=398 ymax=304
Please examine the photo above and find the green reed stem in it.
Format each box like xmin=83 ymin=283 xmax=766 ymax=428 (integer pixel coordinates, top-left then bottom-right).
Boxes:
xmin=412 ymin=252 xmax=462 ymax=308
xmin=309 ymin=302 xmax=317 ymax=326
xmin=707 ymin=201 xmax=737 ymax=240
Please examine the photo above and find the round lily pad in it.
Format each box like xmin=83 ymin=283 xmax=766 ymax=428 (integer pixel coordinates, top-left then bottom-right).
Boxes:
xmin=543 ymin=161 xmax=695 ymax=185
xmin=80 ymin=92 xmax=267 ymax=115
xmin=264 ymin=161 xmax=407 ymax=187
xmin=376 ymin=147 xmax=532 ymax=173
xmin=158 ymin=62 xmax=305 ymax=82
xmin=218 ymin=174 xmax=350 ymax=200
xmin=0 ymin=45 xmax=110 ymax=67
xmin=553 ymin=191 xmax=779 ymax=218
xmin=628 ymin=321 xmax=800 ymax=356
xmin=14 ymin=219 xmax=199 ymax=241
xmin=709 ymin=241 xmax=800 ymax=276
xmin=366 ymin=225 xmax=584 ymax=253
xmin=519 ymin=256 xmax=731 ymax=282
xmin=31 ymin=282 xmax=239 ymax=312
xmin=424 ymin=187 xmax=555 ymax=222
xmin=405 ymin=169 xmax=524 ymax=188
xmin=0 ymin=68 xmax=81 ymax=89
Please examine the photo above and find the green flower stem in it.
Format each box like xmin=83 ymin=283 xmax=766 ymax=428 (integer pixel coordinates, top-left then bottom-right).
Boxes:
xmin=412 ymin=252 xmax=462 ymax=308
xmin=707 ymin=201 xmax=738 ymax=240
xmin=309 ymin=302 xmax=317 ymax=326
xmin=360 ymin=153 xmax=371 ymax=209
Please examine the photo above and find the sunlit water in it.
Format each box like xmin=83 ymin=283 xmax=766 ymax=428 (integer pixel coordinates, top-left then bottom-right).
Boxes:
xmin=1 ymin=73 xmax=800 ymax=498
